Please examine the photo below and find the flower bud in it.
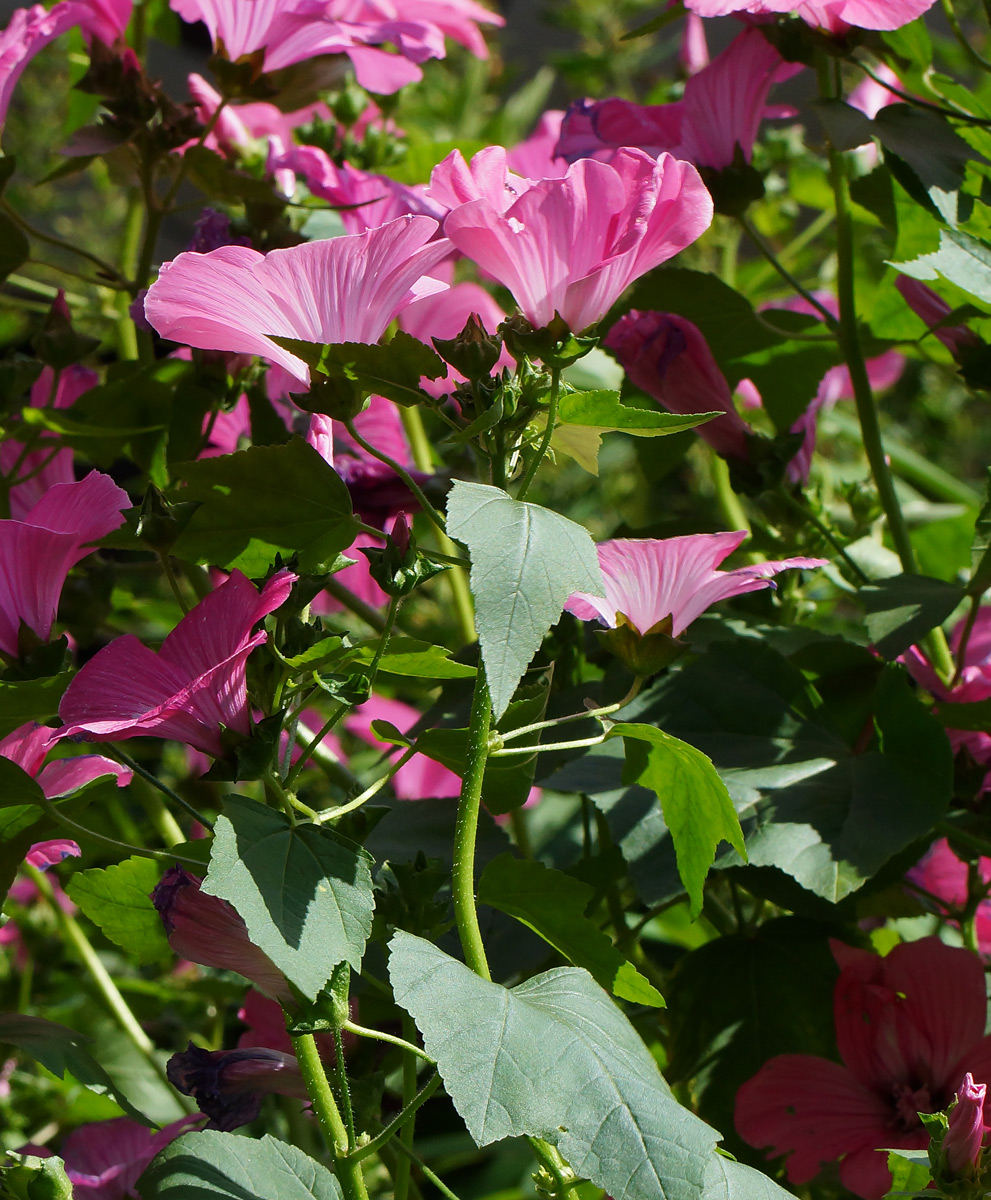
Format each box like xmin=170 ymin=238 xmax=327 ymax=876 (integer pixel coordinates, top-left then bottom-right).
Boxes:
xmin=433 ymin=314 xmax=504 ymax=381
xmin=167 ymin=1044 xmax=308 ymax=1131
xmin=944 ymin=1073 xmax=987 ymax=1177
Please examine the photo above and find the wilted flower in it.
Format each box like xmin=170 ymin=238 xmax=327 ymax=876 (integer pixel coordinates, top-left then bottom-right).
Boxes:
xmin=167 ymin=1043 xmax=308 ymax=1131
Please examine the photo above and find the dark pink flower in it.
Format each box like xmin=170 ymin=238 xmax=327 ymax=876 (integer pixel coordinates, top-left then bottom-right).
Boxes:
xmin=0 ymin=471 xmax=130 ymax=658
xmin=167 ymin=1042 xmax=308 ymax=1131
xmin=444 ymin=148 xmax=713 ymax=333
xmin=144 ymin=216 xmax=451 ymax=389
xmin=346 ymin=694 xmax=462 ymax=799
xmin=565 ymin=533 xmax=825 ymax=637
xmin=896 ymin=275 xmax=981 ymax=360
xmin=605 ymin=310 xmax=751 ymax=460
xmin=684 ymin=0 xmax=935 ymax=34
xmin=945 ymin=1073 xmax=988 ymax=1176
xmin=56 ymin=569 xmax=296 ymax=757
xmin=152 ymin=866 xmax=294 ymax=1004
xmin=22 ymin=1115 xmax=200 ymax=1200
xmin=735 ymin=937 xmax=991 ymax=1199
xmin=907 ymin=839 xmax=991 ymax=953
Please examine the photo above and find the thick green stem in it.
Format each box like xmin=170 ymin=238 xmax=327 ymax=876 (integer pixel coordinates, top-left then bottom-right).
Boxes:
xmin=26 ymin=865 xmax=175 ymax=1093
xmin=529 ymin=1137 xmax=582 ymax=1199
xmin=292 ymin=1032 xmax=368 ymax=1200
xmin=452 ymin=671 xmax=493 ymax=980
xmin=711 ymin=452 xmax=750 ymax=536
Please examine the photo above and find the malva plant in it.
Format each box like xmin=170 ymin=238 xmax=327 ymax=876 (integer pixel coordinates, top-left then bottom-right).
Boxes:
xmin=7 ymin=0 xmax=991 ymax=1199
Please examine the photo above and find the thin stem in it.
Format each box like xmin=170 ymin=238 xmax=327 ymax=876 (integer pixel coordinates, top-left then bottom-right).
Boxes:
xmin=341 ymin=1019 xmax=435 ymax=1063
xmin=286 ymin=703 xmax=348 ymax=790
xmin=935 ymin=821 xmax=991 ymax=859
xmin=143 ymin=792 xmax=187 ymax=848
xmin=952 ymin=594 xmax=982 ymax=687
xmin=25 ymin=865 xmax=174 ymax=1092
xmin=316 ymin=747 xmax=418 ymax=823
xmin=499 ymin=678 xmax=642 ymax=743
xmin=389 ymin=1138 xmax=463 ymax=1200
xmin=321 ymin=578 xmax=389 ymax=632
xmin=102 ymin=745 xmax=214 ymax=831
xmin=855 ymin=61 xmax=991 ymax=126
xmin=394 ymin=1013 xmax=419 ymax=1200
xmin=490 ymin=732 xmax=609 ymax=757
xmin=747 ymin=209 xmax=834 ymax=290
xmin=159 ymin=554 xmax=191 ymax=615
xmin=737 ymin=215 xmax=839 ymax=330
xmin=777 ymin=488 xmax=869 ymax=584
xmin=940 ymin=0 xmax=991 ymax=71
xmin=350 ymin=1074 xmax=442 ymax=1163
xmin=292 ymin=1032 xmax=368 ymax=1200
xmin=452 ymin=670 xmax=493 ymax=980
xmin=344 ymin=419 xmax=446 ymax=532
xmin=35 ymin=794 xmax=203 ymax=867
xmin=516 ymin=365 xmax=561 ymax=500
xmin=1 ymin=199 xmax=128 ymax=286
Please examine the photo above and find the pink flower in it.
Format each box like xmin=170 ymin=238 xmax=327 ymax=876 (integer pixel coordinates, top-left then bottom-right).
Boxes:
xmin=605 ymin=311 xmax=751 ymax=460
xmin=684 ymin=0 xmax=935 ymax=34
xmin=945 ymin=1073 xmax=988 ymax=1176
xmin=4 ymin=364 xmax=98 ymax=519
xmin=428 ymin=145 xmax=536 ymax=214
xmin=56 ymin=569 xmax=296 ymax=757
xmin=22 ymin=1115 xmax=201 ymax=1200
xmin=170 ymin=0 xmax=501 ymax=94
xmin=0 ymin=471 xmax=130 ymax=658
xmin=399 ymin=279 xmax=511 ymax=396
xmin=144 ymin=215 xmax=451 ymax=389
xmin=444 ymin=148 xmax=713 ymax=333
xmin=908 ymin=839 xmax=991 ymax=953
xmin=735 ymin=938 xmax=991 ymax=1199
xmin=565 ymin=533 xmax=826 ymax=637
xmin=0 ymin=4 xmax=79 ymax=129
xmin=72 ymin=0 xmax=131 ymax=44
xmin=680 ymin=12 xmax=709 ymax=75
xmin=152 ymin=866 xmax=294 ymax=1004
xmin=1 ymin=721 xmax=132 ymax=799
xmin=505 ymin=110 xmax=568 ymax=180
xmin=0 ymin=837 xmax=83 ymax=960
xmin=346 ymin=694 xmax=462 ymax=799
xmin=896 ymin=275 xmax=981 ymax=359
xmin=556 ymin=29 xmax=800 ymax=172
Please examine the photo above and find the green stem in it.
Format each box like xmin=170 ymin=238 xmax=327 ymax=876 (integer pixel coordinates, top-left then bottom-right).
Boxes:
xmin=286 ymin=703 xmax=348 ymax=790
xmin=452 ymin=670 xmax=493 ymax=980
xmin=952 ymin=594 xmax=982 ymax=687
xmin=159 ymin=554 xmax=191 ymax=615
xmin=498 ymin=678 xmax=641 ymax=743
xmin=292 ymin=1032 xmax=368 ymax=1200
xmin=516 ymin=365 xmax=561 ymax=500
xmin=1 ymin=200 xmax=128 ymax=287
xmin=143 ymin=792 xmax=187 ymax=847
xmin=940 ymin=0 xmax=991 ymax=70
xmin=777 ymin=488 xmax=869 ymax=584
xmin=315 ymin=746 xmax=418 ymax=823
xmin=36 ymin=794 xmax=203 ymax=867
xmin=344 ymin=419 xmax=447 ymax=532
xmin=342 ymin=1019 xmax=435 ymax=1063
xmin=529 ymin=1137 xmax=582 ymax=1199
xmin=490 ymin=732 xmax=608 ymax=757
xmin=393 ymin=1015 xmax=421 ymax=1200
xmin=102 ymin=745 xmax=214 ymax=831
xmin=321 ymin=578 xmax=389 ymax=632
xmin=711 ymin=452 xmax=750 ymax=536
xmin=747 ymin=209 xmax=834 ymax=291
xmin=737 ymin=215 xmax=839 ymax=330
xmin=25 ymin=865 xmax=175 ymax=1093
xmin=350 ymin=1073 xmax=441 ymax=1163
xmin=389 ymin=1137 xmax=463 ymax=1200
xmin=334 ymin=1028 xmax=357 ymax=1152
xmin=935 ymin=821 xmax=991 ymax=859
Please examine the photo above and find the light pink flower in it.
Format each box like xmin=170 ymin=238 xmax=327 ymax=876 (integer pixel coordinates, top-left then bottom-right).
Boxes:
xmin=605 ymin=310 xmax=751 ymax=460
xmin=4 ymin=364 xmax=98 ymax=519
xmin=505 ymin=110 xmax=568 ymax=180
xmin=56 ymin=569 xmax=296 ymax=757
xmin=170 ymin=0 xmax=501 ymax=94
xmin=144 ymin=215 xmax=451 ymax=388
xmin=680 ymin=11 xmax=709 ymax=75
xmin=72 ymin=0 xmax=131 ymax=44
xmin=684 ymin=0 xmax=935 ymax=34
xmin=945 ymin=1073 xmax=988 ymax=1176
xmin=735 ymin=938 xmax=991 ymax=1199
xmin=346 ymin=694 xmax=462 ymax=799
xmin=399 ymin=279 xmax=511 ymax=396
xmin=565 ymin=533 xmax=826 ymax=637
xmin=0 ymin=4 xmax=79 ymax=129
xmin=22 ymin=1115 xmax=201 ymax=1200
xmin=0 ymin=471 xmax=130 ymax=658
xmin=444 ymin=148 xmax=713 ymax=333
xmin=428 ymin=145 xmax=535 ymax=214
xmin=556 ymin=29 xmax=800 ymax=172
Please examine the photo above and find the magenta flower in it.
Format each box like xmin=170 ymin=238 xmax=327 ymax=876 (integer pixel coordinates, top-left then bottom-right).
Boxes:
xmin=896 ymin=275 xmax=981 ymax=360
xmin=556 ymin=29 xmax=799 ymax=173
xmin=167 ymin=1042 xmax=309 ymax=1131
xmin=735 ymin=938 xmax=991 ymax=1199
xmin=22 ymin=1115 xmax=201 ymax=1200
xmin=152 ymin=866 xmax=294 ymax=1004
xmin=144 ymin=216 xmax=451 ymax=389
xmin=444 ymin=148 xmax=713 ymax=333
xmin=908 ymin=839 xmax=991 ymax=953
xmin=0 ymin=471 xmax=130 ymax=659
xmin=684 ymin=0 xmax=935 ymax=34
xmin=605 ymin=310 xmax=751 ymax=461
xmin=565 ymin=533 xmax=825 ymax=638
xmin=56 ymin=568 xmax=296 ymax=757
xmin=945 ymin=1073 xmax=988 ymax=1176
xmin=0 ymin=4 xmax=79 ymax=129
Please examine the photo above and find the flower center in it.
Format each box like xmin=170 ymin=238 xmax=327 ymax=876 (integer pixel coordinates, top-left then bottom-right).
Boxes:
xmin=892 ymin=1082 xmax=936 ymax=1132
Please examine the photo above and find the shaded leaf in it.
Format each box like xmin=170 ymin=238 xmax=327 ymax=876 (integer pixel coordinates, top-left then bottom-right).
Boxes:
xmin=558 ymin=390 xmax=720 ymax=436
xmin=349 ymin=637 xmax=475 ymax=679
xmin=892 ymin=228 xmax=991 ymax=311
xmin=0 ymin=213 xmax=29 ymax=282
xmin=139 ymin=1130 xmax=343 ymax=1200
xmin=446 ymin=481 xmax=602 ymax=718
xmin=861 ymin=573 xmax=965 ymax=658
xmin=477 ymin=853 xmax=663 ymax=1006
xmin=203 ymin=796 xmax=374 ymax=999
xmin=389 ymin=932 xmax=718 ymax=1200
xmin=172 ymin=438 xmax=360 ymax=574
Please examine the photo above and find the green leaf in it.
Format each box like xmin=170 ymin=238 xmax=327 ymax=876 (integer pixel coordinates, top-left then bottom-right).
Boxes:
xmin=931 ymin=697 xmax=991 ymax=731
xmin=861 ymin=573 xmax=965 ymax=658
xmin=884 ymin=1149 xmax=932 ymax=1197
xmin=67 ymin=857 xmax=171 ymax=964
xmin=0 ymin=756 xmax=47 ymax=809
xmin=547 ymin=641 xmax=951 ymax=905
xmin=139 ymin=1130 xmax=343 ymax=1200
xmin=0 ymin=1014 xmax=149 ymax=1124
xmin=445 ymin=481 xmax=603 ymax=718
xmin=968 ymin=471 xmax=991 ymax=595
xmin=875 ymin=105 xmax=980 ymax=196
xmin=389 ymin=932 xmax=719 ymax=1200
xmin=557 ymin=391 xmax=719 ymax=436
xmin=272 ymin=331 xmax=446 ymax=411
xmin=0 ymin=213 xmax=29 ymax=282
xmin=477 ymin=854 xmax=663 ymax=1006
xmin=810 ymin=99 xmax=875 ymax=152
xmin=703 ymin=1155 xmax=801 ymax=1200
xmin=171 ymin=438 xmax=360 ymax=574
xmin=203 ymin=796 xmax=374 ymax=999
xmin=349 ymin=637 xmax=475 ymax=679
xmin=892 ymin=228 xmax=991 ymax=311
xmin=607 ymin=723 xmax=746 ymax=918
